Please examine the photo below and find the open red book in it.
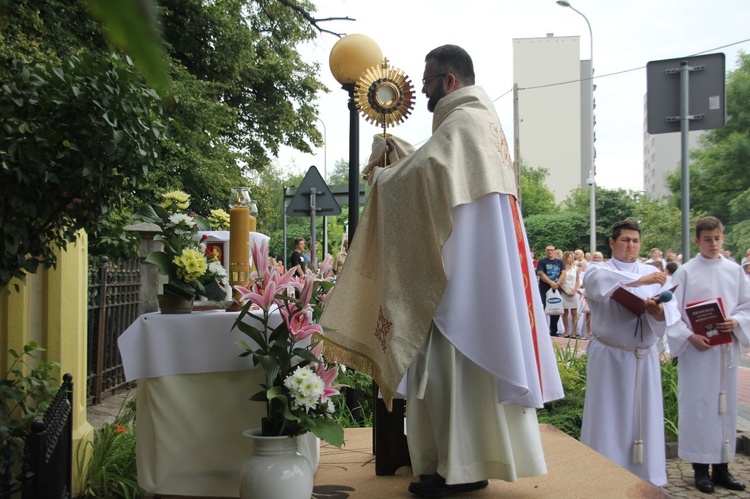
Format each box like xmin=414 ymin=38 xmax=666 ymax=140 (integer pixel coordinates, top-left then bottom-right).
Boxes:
xmin=610 ymin=285 xmax=677 ymax=316
xmin=685 ymin=297 xmax=732 ymax=346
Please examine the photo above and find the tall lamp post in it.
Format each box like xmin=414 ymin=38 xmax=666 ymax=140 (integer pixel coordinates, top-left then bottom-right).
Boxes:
xmin=329 ymin=35 xmax=383 ymax=243
xmin=318 ymin=117 xmax=329 ymax=256
xmin=558 ymin=0 xmax=596 ymax=253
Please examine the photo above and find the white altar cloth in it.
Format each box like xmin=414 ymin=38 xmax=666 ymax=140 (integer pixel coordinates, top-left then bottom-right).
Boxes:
xmin=118 ymin=309 xmax=320 ymax=497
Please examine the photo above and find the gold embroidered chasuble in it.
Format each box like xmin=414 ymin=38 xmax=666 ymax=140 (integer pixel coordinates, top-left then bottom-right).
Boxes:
xmin=319 ymin=86 xmax=517 ymax=409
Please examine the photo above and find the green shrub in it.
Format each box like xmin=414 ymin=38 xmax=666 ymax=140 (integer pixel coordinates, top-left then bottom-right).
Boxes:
xmin=0 ymin=342 xmax=60 ymax=477
xmin=76 ymin=393 xmax=142 ymax=498
xmin=537 ymin=340 xmax=587 ymax=440
xmin=334 ymin=367 xmax=374 ymax=428
xmin=661 ymin=352 xmax=679 ymax=442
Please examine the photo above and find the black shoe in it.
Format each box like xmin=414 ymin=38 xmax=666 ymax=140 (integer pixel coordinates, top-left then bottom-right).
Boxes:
xmin=408 ymin=473 xmax=489 ymax=498
xmin=712 ymin=466 xmax=746 ymax=491
xmin=695 ymin=467 xmax=714 ymax=493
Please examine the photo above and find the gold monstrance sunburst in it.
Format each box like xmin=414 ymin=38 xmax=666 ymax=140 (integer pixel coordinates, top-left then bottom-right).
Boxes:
xmin=354 ymin=58 xmax=415 ymax=169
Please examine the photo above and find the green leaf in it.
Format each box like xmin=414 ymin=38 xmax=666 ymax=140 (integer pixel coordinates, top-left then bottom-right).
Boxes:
xmin=308 ymin=418 xmax=345 ymax=447
xmin=144 ymin=251 xmax=172 ymax=276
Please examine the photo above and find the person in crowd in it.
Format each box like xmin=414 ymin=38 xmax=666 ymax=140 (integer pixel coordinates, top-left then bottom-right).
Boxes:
xmin=574 ymin=249 xmax=586 ymax=277
xmin=332 ymin=238 xmax=348 ymax=277
xmin=665 ymin=261 xmax=679 ymax=281
xmin=646 ymin=247 xmax=666 ymax=268
xmin=560 ymin=251 xmax=580 ymax=339
xmin=743 ymin=261 xmax=750 ymax=279
xmin=580 ymin=219 xmax=680 ymax=486
xmin=741 ymin=248 xmax=750 ymax=266
xmin=649 ymin=260 xmax=664 ymax=272
xmin=665 ymin=249 xmax=679 ymax=263
xmin=585 ymin=252 xmax=593 ymax=263
xmin=319 ymin=44 xmax=563 ymax=498
xmin=592 ymin=251 xmax=604 ymax=262
xmin=537 ymin=245 xmax=565 ymax=337
xmin=577 ymin=264 xmax=591 ymax=340
xmin=554 ymin=248 xmax=564 ymax=261
xmin=289 ymin=237 xmax=306 ymax=277
xmin=722 ymin=249 xmax=736 ymax=263
xmin=666 ymin=216 xmax=750 ymax=493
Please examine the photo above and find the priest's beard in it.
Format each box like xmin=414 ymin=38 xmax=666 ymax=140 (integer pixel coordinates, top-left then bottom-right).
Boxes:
xmin=427 ymin=86 xmax=446 ymax=112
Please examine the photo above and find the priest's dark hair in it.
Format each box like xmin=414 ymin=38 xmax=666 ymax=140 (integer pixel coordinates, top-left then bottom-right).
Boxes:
xmin=695 ymin=216 xmax=724 ymax=238
xmin=425 ymin=45 xmax=475 ymax=85
xmin=610 ymin=219 xmax=641 ymax=241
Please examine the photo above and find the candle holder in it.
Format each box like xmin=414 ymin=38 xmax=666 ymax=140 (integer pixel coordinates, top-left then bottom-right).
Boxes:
xmin=227 ymin=187 xmax=252 ymax=312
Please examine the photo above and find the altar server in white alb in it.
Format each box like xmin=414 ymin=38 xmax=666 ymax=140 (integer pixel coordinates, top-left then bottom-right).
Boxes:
xmin=320 ymin=45 xmax=563 ymax=498
xmin=581 ymin=219 xmax=680 ymax=486
xmin=666 ymin=216 xmax=750 ymax=494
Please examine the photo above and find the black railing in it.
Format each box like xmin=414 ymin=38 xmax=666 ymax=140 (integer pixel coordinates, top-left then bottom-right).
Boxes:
xmin=86 ymin=257 xmax=141 ymax=404
xmin=0 ymin=374 xmax=73 ymax=499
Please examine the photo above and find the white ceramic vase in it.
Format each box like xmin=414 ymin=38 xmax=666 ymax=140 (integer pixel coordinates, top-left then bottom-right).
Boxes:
xmin=239 ymin=429 xmax=314 ymax=499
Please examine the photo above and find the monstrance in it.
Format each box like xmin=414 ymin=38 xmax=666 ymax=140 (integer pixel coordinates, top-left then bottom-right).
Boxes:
xmin=354 ymin=58 xmax=415 ymax=172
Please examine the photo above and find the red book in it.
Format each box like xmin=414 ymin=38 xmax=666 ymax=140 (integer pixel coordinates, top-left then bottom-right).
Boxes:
xmin=685 ymin=297 xmax=732 ymax=346
xmin=611 ymin=285 xmax=677 ymax=316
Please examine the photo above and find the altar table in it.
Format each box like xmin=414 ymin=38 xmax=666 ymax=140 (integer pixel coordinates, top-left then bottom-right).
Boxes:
xmin=118 ymin=309 xmax=319 ymax=497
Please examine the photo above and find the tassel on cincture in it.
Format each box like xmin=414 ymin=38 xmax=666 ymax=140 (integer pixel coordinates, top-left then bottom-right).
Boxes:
xmin=632 ymin=440 xmax=643 ymax=464
xmin=719 ymin=391 xmax=727 ymax=414
xmin=723 ymin=440 xmax=731 ymax=463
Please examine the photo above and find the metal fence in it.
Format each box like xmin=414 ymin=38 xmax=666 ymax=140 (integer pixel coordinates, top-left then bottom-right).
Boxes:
xmin=86 ymin=257 xmax=140 ymax=405
xmin=0 ymin=374 xmax=73 ymax=499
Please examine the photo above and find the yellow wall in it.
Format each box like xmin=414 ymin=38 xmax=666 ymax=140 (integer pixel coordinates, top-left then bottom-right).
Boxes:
xmin=0 ymin=231 xmax=92 ymax=494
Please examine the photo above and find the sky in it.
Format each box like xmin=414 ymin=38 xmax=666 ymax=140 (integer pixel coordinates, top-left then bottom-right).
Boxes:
xmin=274 ymin=0 xmax=750 ymax=192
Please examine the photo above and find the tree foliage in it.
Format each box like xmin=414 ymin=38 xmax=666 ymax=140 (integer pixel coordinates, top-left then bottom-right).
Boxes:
xmin=0 ymin=0 xmax=346 ymax=286
xmin=519 ymin=162 xmax=556 ymax=217
xmin=524 ymin=212 xmax=590 ymax=255
xmin=0 ymin=55 xmax=165 ymax=289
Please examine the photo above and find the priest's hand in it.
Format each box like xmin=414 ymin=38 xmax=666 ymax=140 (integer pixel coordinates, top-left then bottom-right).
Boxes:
xmin=632 ymin=271 xmax=667 ymax=287
xmin=688 ymin=333 xmax=712 ymax=351
xmin=644 ymin=298 xmax=665 ymax=321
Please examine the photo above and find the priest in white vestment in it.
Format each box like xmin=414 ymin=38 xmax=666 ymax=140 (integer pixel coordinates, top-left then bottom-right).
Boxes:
xmin=666 ymin=216 xmax=750 ymax=493
xmin=581 ymin=219 xmax=680 ymax=486
xmin=319 ymin=45 xmax=563 ymax=498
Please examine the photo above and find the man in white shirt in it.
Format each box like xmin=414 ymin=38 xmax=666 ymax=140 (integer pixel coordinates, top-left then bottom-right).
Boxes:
xmin=581 ymin=219 xmax=680 ymax=486
xmin=666 ymin=216 xmax=750 ymax=493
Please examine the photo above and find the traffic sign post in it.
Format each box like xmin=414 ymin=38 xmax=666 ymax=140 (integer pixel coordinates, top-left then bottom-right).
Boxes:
xmin=285 ymin=166 xmax=342 ymax=269
xmin=647 ymin=53 xmax=725 ymax=262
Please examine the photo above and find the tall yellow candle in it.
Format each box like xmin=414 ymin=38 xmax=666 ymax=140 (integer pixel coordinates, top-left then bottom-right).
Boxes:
xmin=229 ymin=206 xmax=250 ymax=282
xmin=248 ymin=215 xmax=257 ymax=233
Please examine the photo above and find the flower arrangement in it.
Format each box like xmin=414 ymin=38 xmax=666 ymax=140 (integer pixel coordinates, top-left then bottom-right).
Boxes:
xmin=232 ymin=240 xmax=345 ymax=447
xmin=133 ymin=190 xmax=228 ymax=301
xmin=208 ymin=208 xmax=230 ymax=230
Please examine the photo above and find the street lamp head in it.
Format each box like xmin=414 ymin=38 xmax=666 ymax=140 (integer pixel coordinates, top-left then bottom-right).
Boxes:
xmin=329 ymin=34 xmax=383 ymax=85
xmin=556 ymin=0 xmax=571 ymax=7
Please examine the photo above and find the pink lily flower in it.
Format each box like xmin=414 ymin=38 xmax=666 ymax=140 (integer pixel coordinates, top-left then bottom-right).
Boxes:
xmin=250 ymin=240 xmax=269 ymax=281
xmin=233 ymin=284 xmax=254 ymax=302
xmin=286 ymin=308 xmax=322 ymax=341
xmin=245 ymin=279 xmax=277 ymax=311
xmin=318 ymin=254 xmax=333 ymax=279
xmin=315 ymin=363 xmax=344 ymax=403
xmin=298 ymin=275 xmax=318 ymax=305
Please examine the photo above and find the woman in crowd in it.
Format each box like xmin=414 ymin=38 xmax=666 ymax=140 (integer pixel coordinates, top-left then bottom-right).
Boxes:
xmin=560 ymin=251 xmax=580 ymax=339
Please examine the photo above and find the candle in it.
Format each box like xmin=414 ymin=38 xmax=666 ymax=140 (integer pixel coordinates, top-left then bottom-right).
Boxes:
xmin=229 ymin=206 xmax=250 ymax=282
xmin=248 ymin=214 xmax=257 ymax=233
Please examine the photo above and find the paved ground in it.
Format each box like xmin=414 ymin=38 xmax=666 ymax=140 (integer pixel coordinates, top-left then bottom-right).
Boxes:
xmin=89 ymin=340 xmax=750 ymax=497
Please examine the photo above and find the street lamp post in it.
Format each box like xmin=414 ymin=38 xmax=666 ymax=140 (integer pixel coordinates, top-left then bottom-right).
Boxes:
xmin=558 ymin=0 xmax=596 ymax=253
xmin=328 ymin=35 xmax=383 ymax=243
xmin=318 ymin=117 xmax=328 ymax=256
